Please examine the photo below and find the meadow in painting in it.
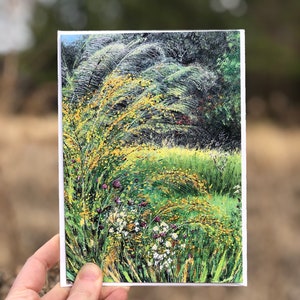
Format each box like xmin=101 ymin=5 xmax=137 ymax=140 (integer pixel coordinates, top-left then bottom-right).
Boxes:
xmin=59 ymin=30 xmax=245 ymax=285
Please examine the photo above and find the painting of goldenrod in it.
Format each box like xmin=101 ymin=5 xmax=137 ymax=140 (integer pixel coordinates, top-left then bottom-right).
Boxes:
xmin=59 ymin=30 xmax=245 ymax=285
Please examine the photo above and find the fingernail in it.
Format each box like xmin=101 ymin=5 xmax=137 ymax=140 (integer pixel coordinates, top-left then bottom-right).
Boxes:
xmin=78 ymin=263 xmax=102 ymax=281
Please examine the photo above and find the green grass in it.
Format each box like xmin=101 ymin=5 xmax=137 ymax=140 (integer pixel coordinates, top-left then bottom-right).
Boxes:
xmin=63 ymin=144 xmax=243 ymax=284
xmin=123 ymin=146 xmax=241 ymax=196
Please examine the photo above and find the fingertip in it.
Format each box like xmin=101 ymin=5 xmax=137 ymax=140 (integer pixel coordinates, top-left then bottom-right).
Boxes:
xmin=68 ymin=263 xmax=102 ymax=300
xmin=77 ymin=263 xmax=102 ymax=282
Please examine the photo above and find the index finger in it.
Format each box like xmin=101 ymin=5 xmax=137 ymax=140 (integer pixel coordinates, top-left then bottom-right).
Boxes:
xmin=8 ymin=234 xmax=60 ymax=295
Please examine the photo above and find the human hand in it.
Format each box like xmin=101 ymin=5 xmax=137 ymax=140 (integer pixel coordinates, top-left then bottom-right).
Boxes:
xmin=5 ymin=234 xmax=129 ymax=300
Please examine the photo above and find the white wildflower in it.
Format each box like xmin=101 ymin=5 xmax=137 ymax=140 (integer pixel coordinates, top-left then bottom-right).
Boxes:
xmin=157 ymin=237 xmax=162 ymax=243
xmin=153 ymin=252 xmax=159 ymax=260
xmin=152 ymin=244 xmax=158 ymax=251
xmin=161 ymin=222 xmax=169 ymax=232
xmin=153 ymin=226 xmax=159 ymax=232
xmin=165 ymin=241 xmax=172 ymax=248
xmin=171 ymin=233 xmax=178 ymax=240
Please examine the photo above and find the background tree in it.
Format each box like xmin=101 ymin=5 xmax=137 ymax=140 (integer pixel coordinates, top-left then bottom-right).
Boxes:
xmin=0 ymin=0 xmax=35 ymax=113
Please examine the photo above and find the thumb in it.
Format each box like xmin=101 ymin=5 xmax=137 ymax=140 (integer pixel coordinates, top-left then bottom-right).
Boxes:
xmin=68 ymin=263 xmax=102 ymax=300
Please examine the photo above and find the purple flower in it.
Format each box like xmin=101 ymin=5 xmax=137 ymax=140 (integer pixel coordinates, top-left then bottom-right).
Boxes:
xmin=96 ymin=208 xmax=102 ymax=214
xmin=153 ymin=234 xmax=160 ymax=239
xmin=154 ymin=216 xmax=161 ymax=222
xmin=139 ymin=201 xmax=148 ymax=207
xmin=114 ymin=197 xmax=121 ymax=204
xmin=170 ymin=224 xmax=177 ymax=230
xmin=101 ymin=183 xmax=108 ymax=190
xmin=98 ymin=225 xmax=105 ymax=230
xmin=112 ymin=179 xmax=121 ymax=189
xmin=160 ymin=232 xmax=166 ymax=237
xmin=140 ymin=221 xmax=147 ymax=228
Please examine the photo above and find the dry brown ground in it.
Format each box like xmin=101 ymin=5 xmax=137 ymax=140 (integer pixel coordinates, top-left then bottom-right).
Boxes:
xmin=1 ymin=116 xmax=300 ymax=299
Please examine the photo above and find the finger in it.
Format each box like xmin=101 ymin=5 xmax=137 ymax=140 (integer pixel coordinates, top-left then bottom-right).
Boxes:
xmin=42 ymin=283 xmax=70 ymax=300
xmin=101 ymin=286 xmax=130 ymax=300
xmin=68 ymin=263 xmax=102 ymax=300
xmin=7 ymin=234 xmax=60 ymax=297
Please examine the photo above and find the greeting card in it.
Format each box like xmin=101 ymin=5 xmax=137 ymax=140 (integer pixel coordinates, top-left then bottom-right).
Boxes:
xmin=58 ymin=30 xmax=246 ymax=286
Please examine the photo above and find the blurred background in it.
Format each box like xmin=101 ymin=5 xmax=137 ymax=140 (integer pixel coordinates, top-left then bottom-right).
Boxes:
xmin=0 ymin=0 xmax=300 ymax=299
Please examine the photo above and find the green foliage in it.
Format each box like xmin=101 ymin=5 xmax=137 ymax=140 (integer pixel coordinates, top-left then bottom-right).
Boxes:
xmin=124 ymin=147 xmax=241 ymax=196
xmin=198 ymin=31 xmax=242 ymax=148
xmin=218 ymin=32 xmax=240 ymax=83
xmin=61 ymin=31 xmax=241 ymax=149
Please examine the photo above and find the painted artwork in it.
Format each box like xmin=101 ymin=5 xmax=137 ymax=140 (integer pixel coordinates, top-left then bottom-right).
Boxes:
xmin=58 ymin=30 xmax=246 ymax=286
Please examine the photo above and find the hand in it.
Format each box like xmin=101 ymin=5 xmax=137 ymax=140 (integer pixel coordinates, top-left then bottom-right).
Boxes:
xmin=5 ymin=234 xmax=129 ymax=300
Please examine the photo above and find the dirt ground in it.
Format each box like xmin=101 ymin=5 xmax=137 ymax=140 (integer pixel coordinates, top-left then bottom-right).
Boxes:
xmin=1 ymin=115 xmax=300 ymax=299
